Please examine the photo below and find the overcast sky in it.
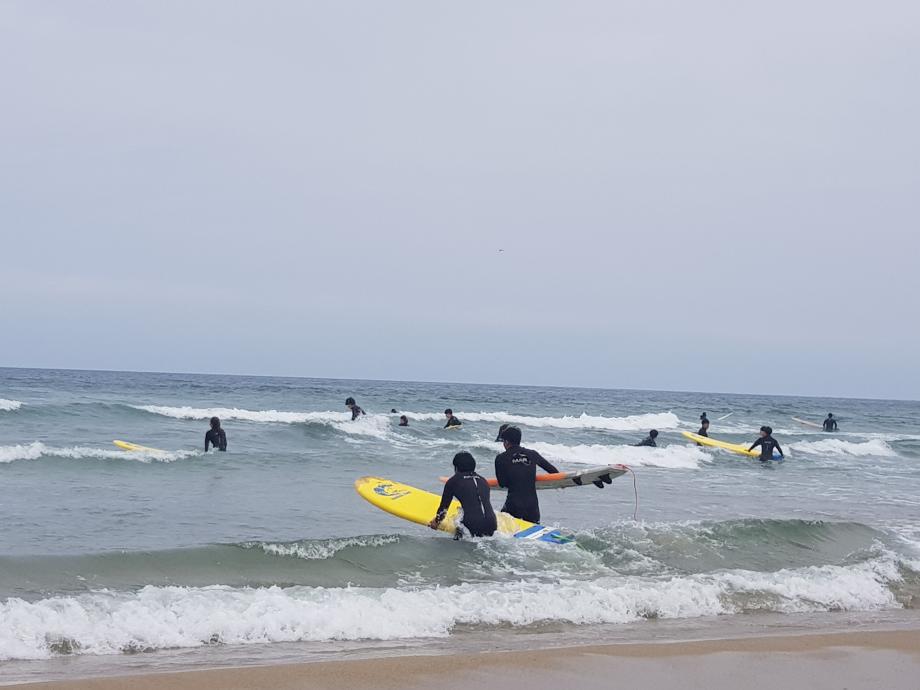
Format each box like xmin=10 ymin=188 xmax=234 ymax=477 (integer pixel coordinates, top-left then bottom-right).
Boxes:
xmin=2 ymin=1 xmax=918 ymax=399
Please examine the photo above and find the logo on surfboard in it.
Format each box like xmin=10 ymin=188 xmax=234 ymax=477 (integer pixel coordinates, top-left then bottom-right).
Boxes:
xmin=373 ymin=483 xmax=410 ymax=500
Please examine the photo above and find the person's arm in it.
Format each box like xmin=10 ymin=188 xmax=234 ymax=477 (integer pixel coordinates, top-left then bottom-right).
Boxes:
xmin=495 ymin=455 xmax=509 ymax=488
xmin=205 ymin=432 xmax=211 ymax=452
xmin=429 ymin=479 xmax=455 ymax=528
xmin=219 ymin=430 xmax=227 ymax=451
xmin=748 ymin=438 xmax=763 ymax=452
xmin=531 ymin=450 xmax=559 ymax=474
xmin=774 ymin=439 xmax=784 ymax=458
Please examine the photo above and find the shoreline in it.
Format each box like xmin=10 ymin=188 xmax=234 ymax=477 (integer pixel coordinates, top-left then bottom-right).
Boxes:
xmin=8 ymin=628 xmax=920 ymax=690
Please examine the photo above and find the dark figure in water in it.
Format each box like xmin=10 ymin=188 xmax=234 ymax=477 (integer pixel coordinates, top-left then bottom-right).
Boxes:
xmin=823 ymin=413 xmax=838 ymax=432
xmin=205 ymin=416 xmax=227 ymax=452
xmin=636 ymin=429 xmax=659 ymax=447
xmin=345 ymin=397 xmax=365 ymax=421
xmin=697 ymin=418 xmax=711 ymax=440
xmin=700 ymin=412 xmax=708 ymax=423
xmin=749 ymin=426 xmax=784 ymax=462
xmin=444 ymin=408 xmax=462 ymax=428
xmin=494 ymin=425 xmax=559 ymax=524
xmin=398 ymin=415 xmax=409 ymax=427
xmin=429 ymin=452 xmax=497 ymax=538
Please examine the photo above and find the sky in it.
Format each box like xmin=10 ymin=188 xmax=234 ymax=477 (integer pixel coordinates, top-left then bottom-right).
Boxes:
xmin=2 ymin=1 xmax=919 ymax=399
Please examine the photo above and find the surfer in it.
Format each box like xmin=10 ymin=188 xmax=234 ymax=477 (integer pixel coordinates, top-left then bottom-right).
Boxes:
xmin=700 ymin=412 xmax=708 ymax=423
xmin=749 ymin=426 xmax=784 ymax=462
xmin=494 ymin=425 xmax=559 ymax=523
xmin=429 ymin=452 xmax=497 ymax=538
xmin=399 ymin=415 xmax=409 ymax=427
xmin=636 ymin=430 xmax=659 ymax=447
xmin=698 ymin=419 xmax=710 ymax=437
xmin=444 ymin=409 xmax=462 ymax=428
xmin=345 ymin=397 xmax=365 ymax=421
xmin=823 ymin=414 xmax=838 ymax=432
xmin=204 ymin=417 xmax=227 ymax=452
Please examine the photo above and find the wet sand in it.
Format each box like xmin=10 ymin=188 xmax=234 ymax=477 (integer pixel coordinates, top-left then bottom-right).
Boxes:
xmin=10 ymin=629 xmax=920 ymax=690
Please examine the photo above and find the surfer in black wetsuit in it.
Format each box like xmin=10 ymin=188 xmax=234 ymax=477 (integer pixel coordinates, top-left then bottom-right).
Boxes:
xmin=205 ymin=417 xmax=227 ymax=452
xmin=823 ymin=414 xmax=838 ymax=432
xmin=429 ymin=452 xmax=497 ymax=538
xmin=345 ymin=397 xmax=365 ymax=420
xmin=749 ymin=426 xmax=784 ymax=462
xmin=494 ymin=426 xmax=559 ymax=524
xmin=636 ymin=430 xmax=659 ymax=447
xmin=700 ymin=412 xmax=708 ymax=424
xmin=399 ymin=415 xmax=409 ymax=427
xmin=698 ymin=419 xmax=710 ymax=437
xmin=444 ymin=409 xmax=462 ymax=428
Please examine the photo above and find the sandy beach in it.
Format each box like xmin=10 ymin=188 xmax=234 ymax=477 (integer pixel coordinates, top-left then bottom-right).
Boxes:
xmin=11 ymin=629 xmax=920 ymax=690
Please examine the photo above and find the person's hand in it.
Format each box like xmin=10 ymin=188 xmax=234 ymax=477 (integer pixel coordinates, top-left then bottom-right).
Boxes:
xmin=428 ymin=518 xmax=440 ymax=530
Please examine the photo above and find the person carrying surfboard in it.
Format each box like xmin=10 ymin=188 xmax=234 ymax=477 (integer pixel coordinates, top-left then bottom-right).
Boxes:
xmin=494 ymin=426 xmax=559 ymax=523
xmin=749 ymin=426 xmax=784 ymax=462
xmin=823 ymin=414 xmax=838 ymax=432
xmin=429 ymin=452 xmax=497 ymax=538
xmin=205 ymin=417 xmax=227 ymax=452
xmin=345 ymin=397 xmax=365 ymax=421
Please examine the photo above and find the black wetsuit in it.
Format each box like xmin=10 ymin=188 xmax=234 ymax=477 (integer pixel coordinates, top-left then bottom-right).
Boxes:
xmin=205 ymin=428 xmax=227 ymax=452
xmin=636 ymin=436 xmax=657 ymax=447
xmin=436 ymin=471 xmax=497 ymax=537
xmin=749 ymin=435 xmax=783 ymax=462
xmin=697 ymin=426 xmax=709 ymax=438
xmin=495 ymin=446 xmax=559 ymax=523
xmin=350 ymin=406 xmax=365 ymax=421
xmin=444 ymin=416 xmax=462 ymax=428
xmin=823 ymin=417 xmax=838 ymax=432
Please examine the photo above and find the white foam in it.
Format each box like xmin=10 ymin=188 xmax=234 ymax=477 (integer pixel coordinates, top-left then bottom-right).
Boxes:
xmin=0 ymin=554 xmax=901 ymax=660
xmin=527 ymin=442 xmax=709 ymax=469
xmin=245 ymin=535 xmax=401 ymax=560
xmin=134 ymin=405 xmax=393 ymax=439
xmin=789 ymin=438 xmax=897 ymax=458
xmin=0 ymin=398 xmax=23 ymax=412
xmin=0 ymin=442 xmax=199 ymax=464
xmin=401 ymin=411 xmax=681 ymax=432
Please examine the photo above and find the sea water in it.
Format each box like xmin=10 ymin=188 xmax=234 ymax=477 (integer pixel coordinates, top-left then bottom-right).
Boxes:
xmin=1 ymin=368 xmax=918 ymax=683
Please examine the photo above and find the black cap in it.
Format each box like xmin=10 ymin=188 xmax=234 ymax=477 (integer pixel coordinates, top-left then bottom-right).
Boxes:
xmin=495 ymin=423 xmax=509 ymax=442
xmin=498 ymin=425 xmax=522 ymax=446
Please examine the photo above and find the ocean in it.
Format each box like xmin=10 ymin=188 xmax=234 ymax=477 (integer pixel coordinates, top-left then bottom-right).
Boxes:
xmin=1 ymin=367 xmax=919 ymax=684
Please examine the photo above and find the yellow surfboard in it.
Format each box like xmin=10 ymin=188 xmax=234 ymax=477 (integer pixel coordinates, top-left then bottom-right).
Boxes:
xmin=113 ymin=440 xmax=166 ymax=453
xmin=354 ymin=476 xmax=572 ymax=544
xmin=682 ymin=431 xmax=783 ymax=460
xmin=682 ymin=431 xmax=761 ymax=458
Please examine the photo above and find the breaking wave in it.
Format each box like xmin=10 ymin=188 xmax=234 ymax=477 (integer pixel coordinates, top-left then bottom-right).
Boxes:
xmin=0 ymin=442 xmax=200 ymax=464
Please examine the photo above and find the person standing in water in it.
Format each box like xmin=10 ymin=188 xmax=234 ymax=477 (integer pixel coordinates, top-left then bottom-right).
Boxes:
xmin=398 ymin=415 xmax=409 ymax=427
xmin=698 ymin=419 xmax=711 ymax=437
xmin=429 ymin=452 xmax=497 ymax=538
xmin=749 ymin=426 xmax=784 ymax=462
xmin=444 ymin=409 xmax=462 ymax=428
xmin=345 ymin=397 xmax=365 ymax=420
xmin=636 ymin=430 xmax=659 ymax=447
xmin=205 ymin=417 xmax=227 ymax=452
xmin=823 ymin=413 xmax=838 ymax=432
xmin=494 ymin=425 xmax=559 ymax=524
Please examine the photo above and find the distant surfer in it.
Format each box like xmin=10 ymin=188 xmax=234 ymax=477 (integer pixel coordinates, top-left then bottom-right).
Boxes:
xmin=205 ymin=417 xmax=227 ymax=452
xmin=749 ymin=426 xmax=784 ymax=462
xmin=345 ymin=397 xmax=365 ymax=421
xmin=700 ymin=412 xmax=708 ymax=423
xmin=698 ymin=419 xmax=710 ymax=437
xmin=429 ymin=452 xmax=497 ymax=538
xmin=444 ymin=409 xmax=462 ymax=428
xmin=494 ymin=426 xmax=559 ymax=523
xmin=636 ymin=430 xmax=659 ymax=447
xmin=399 ymin=415 xmax=409 ymax=427
xmin=823 ymin=413 xmax=838 ymax=432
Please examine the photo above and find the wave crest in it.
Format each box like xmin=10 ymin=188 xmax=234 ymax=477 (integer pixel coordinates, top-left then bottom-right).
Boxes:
xmin=0 ymin=398 xmax=23 ymax=412
xmin=0 ymin=442 xmax=199 ymax=464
